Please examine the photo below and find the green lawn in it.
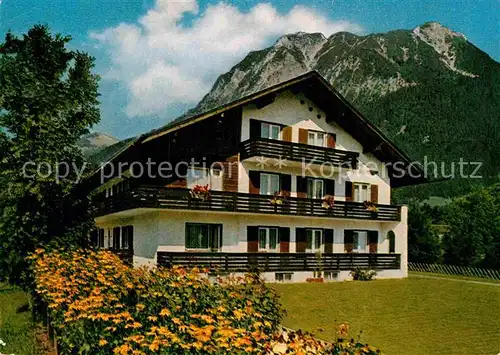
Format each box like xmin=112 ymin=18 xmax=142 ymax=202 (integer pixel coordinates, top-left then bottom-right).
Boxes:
xmin=0 ymin=284 xmax=41 ymax=355
xmin=273 ymin=277 xmax=500 ymax=355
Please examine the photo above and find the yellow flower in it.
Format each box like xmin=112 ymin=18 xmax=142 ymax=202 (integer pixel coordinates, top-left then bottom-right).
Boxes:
xmin=159 ymin=308 xmax=170 ymax=317
xmin=99 ymin=339 xmax=108 ymax=346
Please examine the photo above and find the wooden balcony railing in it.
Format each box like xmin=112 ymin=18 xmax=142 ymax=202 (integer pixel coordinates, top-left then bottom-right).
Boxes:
xmin=157 ymin=251 xmax=401 ymax=272
xmin=240 ymin=138 xmax=359 ymax=168
xmin=95 ymin=187 xmax=401 ymax=221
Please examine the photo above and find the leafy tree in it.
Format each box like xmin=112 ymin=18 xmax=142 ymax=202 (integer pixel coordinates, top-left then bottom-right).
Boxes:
xmin=407 ymin=200 xmax=442 ymax=263
xmin=0 ymin=25 xmax=100 ymax=286
xmin=442 ymin=185 xmax=500 ymax=268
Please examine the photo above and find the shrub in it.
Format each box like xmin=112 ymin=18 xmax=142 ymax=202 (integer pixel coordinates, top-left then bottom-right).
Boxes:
xmin=30 ymin=249 xmax=284 ymax=354
xmin=350 ymin=268 xmax=377 ymax=281
xmin=29 ymin=249 xmax=381 ymax=354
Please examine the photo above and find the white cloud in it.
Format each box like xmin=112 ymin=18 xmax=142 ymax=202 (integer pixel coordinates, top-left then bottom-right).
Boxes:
xmin=91 ymin=0 xmax=362 ymax=118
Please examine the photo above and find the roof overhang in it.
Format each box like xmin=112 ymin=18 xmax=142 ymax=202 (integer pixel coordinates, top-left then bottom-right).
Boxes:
xmin=90 ymin=71 xmax=427 ymax=187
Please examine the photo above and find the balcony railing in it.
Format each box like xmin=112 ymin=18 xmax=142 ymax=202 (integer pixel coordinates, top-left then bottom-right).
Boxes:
xmin=95 ymin=186 xmax=401 ymax=221
xmin=240 ymin=138 xmax=359 ymax=168
xmin=157 ymin=251 xmax=401 ymax=272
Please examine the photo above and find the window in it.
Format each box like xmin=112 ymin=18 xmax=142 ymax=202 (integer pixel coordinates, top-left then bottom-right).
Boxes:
xmin=187 ymin=167 xmax=210 ymax=188
xmin=307 ymin=178 xmax=324 ymax=199
xmin=306 ymin=229 xmax=323 ymax=253
xmin=354 ymin=183 xmax=370 ymax=202
xmin=275 ymin=273 xmax=292 ymax=282
xmin=324 ymin=271 xmax=337 ymax=281
xmin=258 ymin=227 xmax=279 ymax=251
xmin=261 ymin=122 xmax=281 ymax=140
xmin=185 ymin=223 xmax=222 ymax=251
xmin=308 ymin=131 xmax=326 ymax=147
xmin=353 ymin=231 xmax=368 ymax=252
xmin=186 ymin=167 xmax=223 ymax=191
xmin=260 ymin=173 xmax=280 ymax=195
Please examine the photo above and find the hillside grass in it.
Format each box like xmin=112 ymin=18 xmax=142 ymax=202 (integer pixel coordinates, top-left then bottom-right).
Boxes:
xmin=0 ymin=283 xmax=41 ymax=355
xmin=273 ymin=277 xmax=500 ymax=355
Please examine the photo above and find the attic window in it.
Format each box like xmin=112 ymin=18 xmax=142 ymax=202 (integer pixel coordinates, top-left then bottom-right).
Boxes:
xmin=308 ymin=107 xmax=313 ymax=112
xmin=316 ymin=114 xmax=322 ymax=119
xmin=300 ymin=100 xmax=305 ymax=105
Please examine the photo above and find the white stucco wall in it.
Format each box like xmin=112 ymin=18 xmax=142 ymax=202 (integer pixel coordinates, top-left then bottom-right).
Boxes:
xmin=238 ymin=90 xmax=391 ymax=204
xmin=96 ymin=208 xmax=406 ymax=280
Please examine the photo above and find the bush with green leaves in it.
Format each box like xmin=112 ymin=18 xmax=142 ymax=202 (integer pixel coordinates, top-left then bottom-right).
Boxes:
xmin=350 ymin=268 xmax=377 ymax=281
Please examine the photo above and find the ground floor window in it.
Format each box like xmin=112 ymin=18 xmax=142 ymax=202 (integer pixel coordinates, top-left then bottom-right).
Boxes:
xmin=353 ymin=231 xmax=368 ymax=252
xmin=185 ymin=223 xmax=222 ymax=251
xmin=306 ymin=229 xmax=323 ymax=253
xmin=258 ymin=227 xmax=279 ymax=251
xmin=275 ymin=273 xmax=292 ymax=282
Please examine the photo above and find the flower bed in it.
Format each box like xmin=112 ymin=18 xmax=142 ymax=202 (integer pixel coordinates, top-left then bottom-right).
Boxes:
xmin=29 ymin=249 xmax=380 ymax=354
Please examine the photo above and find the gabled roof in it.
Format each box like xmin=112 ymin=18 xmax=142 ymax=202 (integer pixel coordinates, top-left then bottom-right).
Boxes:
xmin=93 ymin=70 xmax=427 ymax=187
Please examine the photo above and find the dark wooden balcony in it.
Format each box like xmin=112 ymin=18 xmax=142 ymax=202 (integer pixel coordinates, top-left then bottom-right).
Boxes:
xmin=94 ymin=186 xmax=401 ymax=221
xmin=157 ymin=251 xmax=401 ymax=272
xmin=240 ymin=138 xmax=359 ymax=168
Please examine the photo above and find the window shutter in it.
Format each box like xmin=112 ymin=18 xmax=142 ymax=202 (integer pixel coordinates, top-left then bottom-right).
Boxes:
xmin=128 ymin=226 xmax=134 ymax=251
xmin=327 ymin=133 xmax=336 ymax=148
xmin=298 ymin=128 xmax=308 ymax=144
xmin=345 ymin=181 xmax=353 ymax=202
xmin=368 ymin=231 xmax=378 ymax=253
xmin=296 ymin=176 xmax=307 ymax=198
xmin=295 ymin=228 xmax=307 ymax=252
xmin=344 ymin=230 xmax=354 ymax=253
xmin=388 ymin=231 xmax=396 ymax=253
xmin=324 ymin=229 xmax=334 ymax=253
xmin=324 ymin=179 xmax=335 ymax=196
xmin=280 ymin=175 xmax=291 ymax=195
xmin=249 ymin=171 xmax=260 ymax=194
xmin=279 ymin=227 xmax=290 ymax=253
xmin=247 ymin=226 xmax=259 ymax=252
xmin=98 ymin=229 xmax=105 ymax=248
xmin=113 ymin=227 xmax=121 ymax=249
xmin=282 ymin=126 xmax=292 ymax=142
xmin=249 ymin=119 xmax=261 ymax=139
xmin=90 ymin=229 xmax=98 ymax=247
xmin=370 ymin=185 xmax=379 ymax=203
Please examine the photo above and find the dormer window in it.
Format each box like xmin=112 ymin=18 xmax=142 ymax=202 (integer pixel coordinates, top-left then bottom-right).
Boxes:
xmin=261 ymin=122 xmax=281 ymax=140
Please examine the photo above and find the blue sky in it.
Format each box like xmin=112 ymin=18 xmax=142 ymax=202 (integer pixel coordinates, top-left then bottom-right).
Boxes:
xmin=1 ymin=0 xmax=499 ymax=139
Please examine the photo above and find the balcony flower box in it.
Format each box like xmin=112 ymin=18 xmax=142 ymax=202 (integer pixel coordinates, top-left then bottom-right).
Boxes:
xmin=321 ymin=195 xmax=335 ymax=210
xmin=189 ymin=184 xmax=211 ymax=202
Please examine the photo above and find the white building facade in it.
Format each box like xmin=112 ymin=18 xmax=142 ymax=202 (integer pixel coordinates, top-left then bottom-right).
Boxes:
xmin=92 ymin=72 xmax=424 ymax=282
